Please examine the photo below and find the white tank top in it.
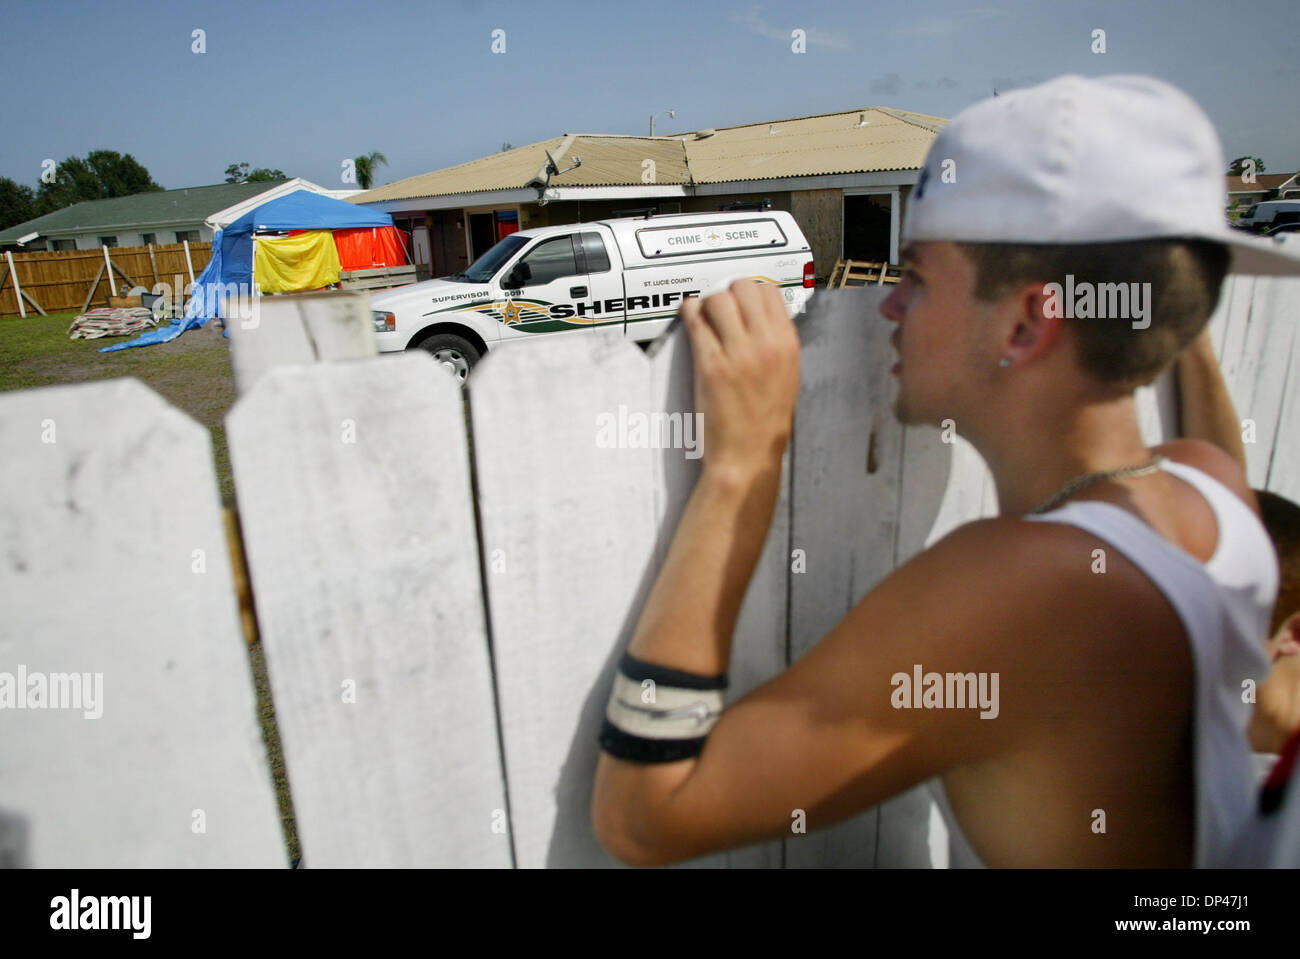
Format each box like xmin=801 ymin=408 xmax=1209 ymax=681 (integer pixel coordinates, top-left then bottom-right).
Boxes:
xmin=929 ymin=458 xmax=1277 ymax=867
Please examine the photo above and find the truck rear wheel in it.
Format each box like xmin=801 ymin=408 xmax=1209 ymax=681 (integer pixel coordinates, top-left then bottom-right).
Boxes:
xmin=414 ymin=333 xmax=480 ymax=385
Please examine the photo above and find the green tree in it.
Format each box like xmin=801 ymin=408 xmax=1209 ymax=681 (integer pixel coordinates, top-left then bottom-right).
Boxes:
xmin=225 ymin=162 xmax=287 ymax=183
xmin=353 ymin=151 xmax=388 ymax=190
xmin=1227 ymin=156 xmax=1266 ymax=176
xmin=34 ymin=151 xmax=162 ymax=215
xmin=0 ymin=177 xmax=37 ymax=231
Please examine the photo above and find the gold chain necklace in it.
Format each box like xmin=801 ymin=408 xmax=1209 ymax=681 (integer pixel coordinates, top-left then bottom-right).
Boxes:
xmin=1029 ymin=455 xmax=1166 ymax=515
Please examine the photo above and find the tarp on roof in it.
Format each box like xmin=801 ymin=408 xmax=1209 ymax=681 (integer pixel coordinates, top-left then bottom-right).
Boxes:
xmin=224 ymin=189 xmax=392 ymax=236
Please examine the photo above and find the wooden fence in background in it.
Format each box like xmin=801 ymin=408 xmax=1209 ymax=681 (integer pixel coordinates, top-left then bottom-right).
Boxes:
xmin=0 ymin=280 xmax=1296 ymax=867
xmin=0 ymin=242 xmax=214 ymax=318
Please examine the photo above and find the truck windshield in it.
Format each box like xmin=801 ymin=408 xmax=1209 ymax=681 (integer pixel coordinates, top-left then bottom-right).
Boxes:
xmin=447 ymin=234 xmax=528 ymax=283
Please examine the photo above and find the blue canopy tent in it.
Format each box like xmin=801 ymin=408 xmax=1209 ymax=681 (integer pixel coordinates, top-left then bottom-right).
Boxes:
xmin=101 ymin=190 xmax=394 ymax=352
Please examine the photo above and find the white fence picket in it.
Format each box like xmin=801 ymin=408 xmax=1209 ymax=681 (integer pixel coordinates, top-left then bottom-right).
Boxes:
xmin=470 ymin=333 xmax=660 ymax=867
xmin=226 ymin=353 xmax=509 ymax=867
xmin=1268 ymin=336 xmax=1300 ymax=505
xmin=1236 ymin=277 xmax=1300 ymax=496
xmin=0 ymin=379 xmax=284 ymax=866
xmin=227 ymin=291 xmax=377 ymax=396
xmin=786 ymin=289 xmax=910 ymax=866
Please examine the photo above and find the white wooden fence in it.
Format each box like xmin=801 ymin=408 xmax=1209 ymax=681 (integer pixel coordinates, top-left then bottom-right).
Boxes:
xmin=1 ymin=277 xmax=1296 ymax=868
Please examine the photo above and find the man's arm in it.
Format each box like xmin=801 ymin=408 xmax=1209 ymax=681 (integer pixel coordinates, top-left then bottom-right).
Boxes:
xmin=1175 ymin=328 xmax=1247 ymax=471
xmin=591 ymin=512 xmax=1087 ymax=866
xmin=590 ymin=281 xmax=1059 ymax=865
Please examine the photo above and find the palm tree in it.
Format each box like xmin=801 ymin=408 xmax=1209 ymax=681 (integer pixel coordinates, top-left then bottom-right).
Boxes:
xmin=354 ymin=151 xmax=389 ymax=190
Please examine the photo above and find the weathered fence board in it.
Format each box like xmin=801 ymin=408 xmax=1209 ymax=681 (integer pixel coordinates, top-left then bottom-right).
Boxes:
xmin=1232 ymin=277 xmax=1300 ymax=501
xmin=226 ymin=353 xmax=509 ymax=867
xmin=785 ymin=289 xmax=895 ymax=865
xmin=227 ymin=292 xmax=377 ymax=396
xmin=0 ymin=379 xmax=284 ymax=866
xmin=1269 ymin=332 xmax=1300 ymax=504
xmin=470 ymin=334 xmax=660 ymax=867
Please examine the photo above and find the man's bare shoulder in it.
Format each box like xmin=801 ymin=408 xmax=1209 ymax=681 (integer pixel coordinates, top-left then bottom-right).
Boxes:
xmin=893 ymin=517 xmax=1192 ymax=712
xmin=893 ymin=516 xmax=1162 ymax=661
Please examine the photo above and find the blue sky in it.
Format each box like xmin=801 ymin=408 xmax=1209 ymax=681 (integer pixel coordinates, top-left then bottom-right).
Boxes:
xmin=2 ymin=0 xmax=1296 ymax=190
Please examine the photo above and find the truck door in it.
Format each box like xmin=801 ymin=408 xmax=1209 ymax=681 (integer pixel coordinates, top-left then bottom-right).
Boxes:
xmin=498 ymin=233 xmax=592 ymax=340
xmin=575 ymin=229 xmax=625 ymax=336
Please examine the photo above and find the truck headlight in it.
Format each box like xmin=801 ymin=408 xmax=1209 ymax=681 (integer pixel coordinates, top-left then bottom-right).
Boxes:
xmin=372 ymin=311 xmax=395 ymax=333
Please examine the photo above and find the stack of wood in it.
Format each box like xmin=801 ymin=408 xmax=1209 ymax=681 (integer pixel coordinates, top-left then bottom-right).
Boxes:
xmin=338 ymin=265 xmax=418 ymax=293
xmin=826 ymin=259 xmax=903 ymax=287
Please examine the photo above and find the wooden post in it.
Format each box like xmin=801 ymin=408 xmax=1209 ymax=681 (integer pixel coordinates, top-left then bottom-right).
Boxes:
xmin=21 ymin=290 xmax=47 ymax=315
xmin=223 ymin=508 xmax=259 ymax=645
xmin=148 ymin=244 xmax=160 ymax=287
xmin=103 ymin=246 xmax=118 ymax=297
xmin=183 ymin=240 xmax=195 ymax=285
xmin=81 ymin=263 xmax=106 ymax=314
xmin=5 ymin=251 xmax=25 ymax=318
xmin=109 ymin=262 xmax=141 ymax=291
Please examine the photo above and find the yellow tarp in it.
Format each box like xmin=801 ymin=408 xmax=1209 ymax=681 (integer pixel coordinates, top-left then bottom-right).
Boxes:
xmin=254 ymin=231 xmax=340 ymax=293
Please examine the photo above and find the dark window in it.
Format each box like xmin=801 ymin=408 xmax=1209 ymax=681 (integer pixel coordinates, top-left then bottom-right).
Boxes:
xmin=141 ymin=233 xmax=156 ymax=245
xmin=459 ymin=233 xmax=527 ymax=283
xmin=578 ymin=232 xmax=610 ymax=273
xmin=176 ymin=230 xmax=200 ymax=244
xmin=519 ymin=235 xmax=579 ymax=285
xmin=98 ymin=236 xmax=118 ymax=248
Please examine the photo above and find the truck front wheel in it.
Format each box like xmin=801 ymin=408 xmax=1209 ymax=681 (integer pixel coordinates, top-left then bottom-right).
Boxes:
xmin=413 ymin=333 xmax=480 ymax=385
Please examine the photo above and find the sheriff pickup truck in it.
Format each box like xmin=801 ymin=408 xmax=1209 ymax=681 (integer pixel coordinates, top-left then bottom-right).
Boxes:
xmin=369 ymin=210 xmax=815 ymax=382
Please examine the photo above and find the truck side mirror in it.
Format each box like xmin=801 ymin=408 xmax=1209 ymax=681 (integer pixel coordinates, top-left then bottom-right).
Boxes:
xmin=504 ymin=262 xmax=531 ymax=288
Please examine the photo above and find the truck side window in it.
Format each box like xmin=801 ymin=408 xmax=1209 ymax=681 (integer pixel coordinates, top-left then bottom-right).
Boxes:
xmin=518 ymin=235 xmax=579 ymax=285
xmin=579 ymin=232 xmax=611 ymax=273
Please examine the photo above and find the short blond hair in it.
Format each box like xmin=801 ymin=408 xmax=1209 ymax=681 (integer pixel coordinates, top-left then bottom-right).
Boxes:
xmin=956 ymin=239 xmax=1230 ymax=390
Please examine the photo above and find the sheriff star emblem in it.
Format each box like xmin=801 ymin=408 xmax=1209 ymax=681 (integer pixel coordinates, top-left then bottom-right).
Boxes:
xmin=500 ymin=300 xmax=523 ymax=324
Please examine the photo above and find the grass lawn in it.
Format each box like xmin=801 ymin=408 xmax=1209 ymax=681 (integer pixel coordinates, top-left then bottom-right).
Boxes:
xmin=1 ymin=310 xmax=300 ymax=864
xmin=0 ymin=310 xmax=239 ymax=502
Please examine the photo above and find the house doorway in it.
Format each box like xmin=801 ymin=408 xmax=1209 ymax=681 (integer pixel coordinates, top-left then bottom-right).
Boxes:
xmin=843 ymin=192 xmax=895 ymax=263
xmin=469 ymin=212 xmax=497 ymax=262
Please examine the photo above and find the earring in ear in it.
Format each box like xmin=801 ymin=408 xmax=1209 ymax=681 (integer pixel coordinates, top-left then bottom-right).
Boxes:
xmin=998 ymin=356 xmax=1013 ymax=368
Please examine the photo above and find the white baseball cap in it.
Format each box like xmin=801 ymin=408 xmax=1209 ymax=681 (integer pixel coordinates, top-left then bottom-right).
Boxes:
xmin=902 ymin=73 xmax=1300 ymax=275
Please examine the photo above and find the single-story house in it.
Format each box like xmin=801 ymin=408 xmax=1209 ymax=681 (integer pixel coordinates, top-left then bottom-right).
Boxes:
xmin=1224 ymin=171 xmax=1300 ymax=212
xmin=0 ymin=178 xmax=362 ymax=252
xmin=352 ymin=107 xmax=947 ymax=283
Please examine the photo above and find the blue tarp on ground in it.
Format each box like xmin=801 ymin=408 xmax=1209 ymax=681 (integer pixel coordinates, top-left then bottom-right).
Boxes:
xmin=99 ymin=190 xmax=393 ymax=352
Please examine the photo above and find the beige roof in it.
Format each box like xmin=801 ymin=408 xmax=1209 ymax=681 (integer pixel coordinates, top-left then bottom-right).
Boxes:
xmin=680 ymin=107 xmax=946 ymax=184
xmin=354 ymin=107 xmax=947 ymax=203
xmin=358 ymin=135 xmax=691 ymax=202
xmin=1224 ymin=172 xmax=1298 ymax=194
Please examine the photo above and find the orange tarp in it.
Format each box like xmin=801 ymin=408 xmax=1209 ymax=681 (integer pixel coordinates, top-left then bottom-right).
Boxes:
xmin=286 ymin=226 xmax=408 ymax=270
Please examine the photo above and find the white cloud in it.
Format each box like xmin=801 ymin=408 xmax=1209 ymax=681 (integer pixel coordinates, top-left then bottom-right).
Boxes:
xmin=734 ymin=7 xmax=852 ymax=51
xmin=897 ymin=7 xmax=1009 ymax=39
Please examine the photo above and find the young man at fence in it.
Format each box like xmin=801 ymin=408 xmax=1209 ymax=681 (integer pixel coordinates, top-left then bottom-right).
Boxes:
xmin=591 ymin=74 xmax=1300 ymax=867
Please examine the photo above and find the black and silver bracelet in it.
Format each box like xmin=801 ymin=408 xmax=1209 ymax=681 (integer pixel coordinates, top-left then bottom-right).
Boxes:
xmin=598 ymin=653 xmax=729 ymax=763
